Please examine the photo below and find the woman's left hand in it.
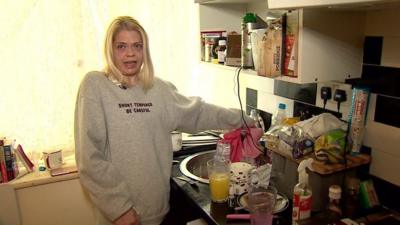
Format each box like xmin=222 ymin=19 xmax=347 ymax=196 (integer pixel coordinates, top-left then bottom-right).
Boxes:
xmin=114 ymin=208 xmax=140 ymax=225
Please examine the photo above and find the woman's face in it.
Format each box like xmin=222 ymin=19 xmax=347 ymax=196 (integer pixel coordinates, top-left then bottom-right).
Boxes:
xmin=113 ymin=29 xmax=144 ymax=78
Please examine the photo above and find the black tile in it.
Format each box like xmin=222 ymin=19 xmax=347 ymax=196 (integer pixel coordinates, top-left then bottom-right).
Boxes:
xmin=374 ymin=95 xmax=400 ymax=128
xmin=363 ymin=36 xmax=383 ymax=65
xmin=274 ymin=80 xmax=316 ymax=105
xmin=346 ymin=64 xmax=400 ymax=98
xmin=294 ymin=101 xmax=342 ymax=121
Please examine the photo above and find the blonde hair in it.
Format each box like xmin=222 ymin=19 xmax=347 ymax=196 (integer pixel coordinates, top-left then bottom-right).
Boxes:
xmin=104 ymin=16 xmax=154 ymax=90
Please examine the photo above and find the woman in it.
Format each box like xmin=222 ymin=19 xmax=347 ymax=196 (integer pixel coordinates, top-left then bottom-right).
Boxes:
xmin=75 ymin=16 xmax=254 ymax=225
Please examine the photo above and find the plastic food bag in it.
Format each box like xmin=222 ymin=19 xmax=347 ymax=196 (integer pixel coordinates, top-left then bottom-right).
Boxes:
xmin=314 ymin=129 xmax=349 ymax=164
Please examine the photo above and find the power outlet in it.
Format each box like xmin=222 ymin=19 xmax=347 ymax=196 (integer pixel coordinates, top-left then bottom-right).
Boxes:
xmin=316 ymin=81 xmax=352 ymax=121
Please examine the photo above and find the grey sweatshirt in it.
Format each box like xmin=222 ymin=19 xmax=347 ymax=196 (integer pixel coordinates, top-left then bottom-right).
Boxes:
xmin=74 ymin=71 xmax=253 ymax=225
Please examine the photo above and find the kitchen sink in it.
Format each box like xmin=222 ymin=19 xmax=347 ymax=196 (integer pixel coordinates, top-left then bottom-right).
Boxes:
xmin=179 ymin=150 xmax=216 ymax=184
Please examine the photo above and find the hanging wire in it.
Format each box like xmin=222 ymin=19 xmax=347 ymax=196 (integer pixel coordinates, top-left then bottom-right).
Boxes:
xmin=235 ymin=67 xmax=263 ymax=153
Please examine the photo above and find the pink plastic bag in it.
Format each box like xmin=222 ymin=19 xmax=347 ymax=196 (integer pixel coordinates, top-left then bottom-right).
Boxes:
xmin=222 ymin=128 xmax=263 ymax=162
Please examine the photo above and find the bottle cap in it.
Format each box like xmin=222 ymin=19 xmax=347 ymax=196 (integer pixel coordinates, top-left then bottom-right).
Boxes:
xmin=243 ymin=12 xmax=257 ymax=23
xmin=329 ymin=185 xmax=342 ymax=200
xmin=278 ymin=103 xmax=286 ymax=110
xmin=218 ymin=40 xmax=226 ymax=46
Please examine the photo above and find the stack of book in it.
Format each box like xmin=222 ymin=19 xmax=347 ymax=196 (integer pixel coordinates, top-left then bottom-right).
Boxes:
xmin=0 ymin=139 xmax=34 ymax=183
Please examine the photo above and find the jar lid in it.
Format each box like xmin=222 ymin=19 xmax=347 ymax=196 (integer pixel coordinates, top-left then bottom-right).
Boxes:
xmin=329 ymin=185 xmax=342 ymax=200
xmin=218 ymin=40 xmax=226 ymax=46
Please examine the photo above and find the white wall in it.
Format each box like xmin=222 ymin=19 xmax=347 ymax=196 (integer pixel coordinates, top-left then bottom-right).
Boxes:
xmin=362 ymin=9 xmax=400 ymax=186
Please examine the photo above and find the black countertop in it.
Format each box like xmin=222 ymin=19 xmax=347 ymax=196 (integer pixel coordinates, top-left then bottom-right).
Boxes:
xmin=171 ymin=154 xmax=292 ymax=225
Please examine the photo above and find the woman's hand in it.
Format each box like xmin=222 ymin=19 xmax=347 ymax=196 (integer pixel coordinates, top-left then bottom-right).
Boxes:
xmin=114 ymin=208 xmax=140 ymax=225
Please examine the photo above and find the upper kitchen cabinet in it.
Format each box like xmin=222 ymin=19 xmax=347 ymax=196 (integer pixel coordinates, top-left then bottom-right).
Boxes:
xmin=277 ymin=8 xmax=365 ymax=83
xmin=198 ymin=0 xmax=267 ymax=33
xmin=197 ymin=0 xmax=365 ymax=83
xmin=267 ymin=0 xmax=400 ymax=10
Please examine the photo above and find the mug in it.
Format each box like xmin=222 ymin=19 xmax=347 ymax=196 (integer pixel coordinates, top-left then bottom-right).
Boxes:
xmin=43 ymin=150 xmax=63 ymax=169
xmin=230 ymin=162 xmax=254 ymax=195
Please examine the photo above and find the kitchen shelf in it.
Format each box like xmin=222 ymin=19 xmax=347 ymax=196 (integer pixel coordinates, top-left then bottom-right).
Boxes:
xmin=195 ymin=0 xmax=264 ymax=4
xmin=197 ymin=0 xmax=365 ymax=84
xmin=267 ymin=0 xmax=400 ymax=10
xmin=270 ymin=148 xmax=371 ymax=175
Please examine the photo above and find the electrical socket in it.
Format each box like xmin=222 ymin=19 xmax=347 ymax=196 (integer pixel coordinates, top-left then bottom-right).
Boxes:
xmin=316 ymin=81 xmax=352 ymax=120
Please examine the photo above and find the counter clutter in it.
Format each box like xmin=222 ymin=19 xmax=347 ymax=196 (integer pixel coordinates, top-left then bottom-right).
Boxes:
xmin=171 ymin=154 xmax=292 ymax=225
xmin=9 ymin=154 xmax=78 ymax=189
xmin=172 ymin=151 xmax=400 ymax=225
xmin=169 ymin=111 xmax=389 ymax=225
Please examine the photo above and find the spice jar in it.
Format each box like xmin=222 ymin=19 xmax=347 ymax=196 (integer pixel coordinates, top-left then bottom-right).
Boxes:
xmin=215 ymin=39 xmax=227 ymax=64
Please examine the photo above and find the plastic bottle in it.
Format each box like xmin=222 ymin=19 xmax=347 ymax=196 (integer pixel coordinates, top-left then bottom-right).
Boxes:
xmin=343 ymin=177 xmax=360 ymax=219
xmin=249 ymin=109 xmax=265 ymax=131
xmin=215 ymin=141 xmax=231 ymax=162
xmin=326 ymin=185 xmax=342 ymax=223
xmin=274 ymin=103 xmax=287 ymax=126
xmin=292 ymin=158 xmax=313 ymax=225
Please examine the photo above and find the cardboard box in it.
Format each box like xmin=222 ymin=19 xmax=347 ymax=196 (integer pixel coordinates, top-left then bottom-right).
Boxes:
xmin=225 ymin=34 xmax=241 ymax=66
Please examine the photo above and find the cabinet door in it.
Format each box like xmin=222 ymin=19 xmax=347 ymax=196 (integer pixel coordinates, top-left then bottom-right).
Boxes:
xmin=17 ymin=179 xmax=95 ymax=225
xmin=279 ymin=8 xmax=364 ymax=83
xmin=267 ymin=0 xmax=389 ymax=9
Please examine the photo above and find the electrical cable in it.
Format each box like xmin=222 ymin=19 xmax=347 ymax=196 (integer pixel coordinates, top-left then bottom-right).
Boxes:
xmin=235 ymin=67 xmax=262 ymax=153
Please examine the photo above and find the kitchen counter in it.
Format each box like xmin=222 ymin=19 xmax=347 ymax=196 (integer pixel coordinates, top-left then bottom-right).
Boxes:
xmin=9 ymin=154 xmax=78 ymax=189
xmin=171 ymin=154 xmax=292 ymax=225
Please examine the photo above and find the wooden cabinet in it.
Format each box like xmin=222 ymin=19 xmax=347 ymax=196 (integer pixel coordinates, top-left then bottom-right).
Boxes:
xmin=16 ymin=178 xmax=95 ymax=225
xmin=196 ymin=1 xmax=365 ymax=83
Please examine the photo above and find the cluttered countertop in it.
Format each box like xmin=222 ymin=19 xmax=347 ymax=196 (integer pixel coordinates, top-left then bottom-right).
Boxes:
xmin=171 ymin=130 xmax=292 ymax=225
xmin=9 ymin=153 xmax=78 ymax=189
xmin=171 ymin=154 xmax=292 ymax=225
xmin=171 ymin=109 xmax=400 ymax=225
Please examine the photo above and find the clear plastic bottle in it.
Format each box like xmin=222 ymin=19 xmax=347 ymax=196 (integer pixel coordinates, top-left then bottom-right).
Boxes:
xmin=250 ymin=109 xmax=266 ymax=132
xmin=292 ymin=159 xmax=313 ymax=225
xmin=215 ymin=141 xmax=231 ymax=162
xmin=343 ymin=177 xmax=360 ymax=219
xmin=274 ymin=103 xmax=287 ymax=126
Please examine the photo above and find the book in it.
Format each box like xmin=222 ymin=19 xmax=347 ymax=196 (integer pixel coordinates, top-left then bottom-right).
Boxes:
xmin=0 ymin=140 xmax=7 ymax=183
xmin=50 ymin=166 xmax=77 ymax=177
xmin=15 ymin=144 xmax=34 ymax=172
xmin=1 ymin=140 xmax=15 ymax=181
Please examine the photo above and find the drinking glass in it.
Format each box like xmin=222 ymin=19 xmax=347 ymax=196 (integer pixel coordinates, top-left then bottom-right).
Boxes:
xmin=247 ymin=184 xmax=277 ymax=225
xmin=207 ymin=159 xmax=230 ymax=203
